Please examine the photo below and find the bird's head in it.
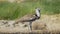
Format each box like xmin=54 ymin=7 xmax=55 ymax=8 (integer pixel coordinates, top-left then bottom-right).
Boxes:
xmin=35 ymin=8 xmax=40 ymax=13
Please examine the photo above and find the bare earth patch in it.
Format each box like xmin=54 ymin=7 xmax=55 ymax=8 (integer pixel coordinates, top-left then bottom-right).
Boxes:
xmin=0 ymin=14 xmax=60 ymax=33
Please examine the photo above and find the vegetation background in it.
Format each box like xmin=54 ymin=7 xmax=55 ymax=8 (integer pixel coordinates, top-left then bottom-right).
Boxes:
xmin=0 ymin=0 xmax=60 ymax=20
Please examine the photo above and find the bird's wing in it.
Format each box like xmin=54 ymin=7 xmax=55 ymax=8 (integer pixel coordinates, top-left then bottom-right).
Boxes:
xmin=15 ymin=14 xmax=36 ymax=22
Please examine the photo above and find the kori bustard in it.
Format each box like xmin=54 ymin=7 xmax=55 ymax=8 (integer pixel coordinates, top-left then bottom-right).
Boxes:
xmin=14 ymin=8 xmax=40 ymax=31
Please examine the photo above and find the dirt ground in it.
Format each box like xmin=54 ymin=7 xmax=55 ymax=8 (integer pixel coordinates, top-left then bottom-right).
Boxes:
xmin=41 ymin=14 xmax=60 ymax=32
xmin=0 ymin=14 xmax=60 ymax=33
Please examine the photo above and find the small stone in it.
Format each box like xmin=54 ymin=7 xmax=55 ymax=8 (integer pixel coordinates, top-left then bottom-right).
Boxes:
xmin=24 ymin=25 xmax=28 ymax=27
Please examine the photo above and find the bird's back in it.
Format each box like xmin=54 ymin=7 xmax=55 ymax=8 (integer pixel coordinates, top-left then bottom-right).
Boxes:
xmin=15 ymin=14 xmax=36 ymax=23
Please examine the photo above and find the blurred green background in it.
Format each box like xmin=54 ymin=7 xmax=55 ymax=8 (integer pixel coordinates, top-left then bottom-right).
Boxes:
xmin=0 ymin=0 xmax=60 ymax=20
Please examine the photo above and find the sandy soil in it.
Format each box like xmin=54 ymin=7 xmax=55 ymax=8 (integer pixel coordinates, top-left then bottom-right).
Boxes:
xmin=0 ymin=14 xmax=60 ymax=33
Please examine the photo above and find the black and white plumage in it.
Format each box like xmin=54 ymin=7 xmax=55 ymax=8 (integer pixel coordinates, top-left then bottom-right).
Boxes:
xmin=13 ymin=8 xmax=40 ymax=31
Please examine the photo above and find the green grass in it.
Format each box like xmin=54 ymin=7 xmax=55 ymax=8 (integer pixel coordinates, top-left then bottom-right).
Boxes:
xmin=40 ymin=0 xmax=60 ymax=14
xmin=0 ymin=0 xmax=60 ymax=20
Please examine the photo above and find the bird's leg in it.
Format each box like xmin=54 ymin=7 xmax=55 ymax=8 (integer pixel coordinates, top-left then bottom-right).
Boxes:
xmin=29 ymin=22 xmax=32 ymax=31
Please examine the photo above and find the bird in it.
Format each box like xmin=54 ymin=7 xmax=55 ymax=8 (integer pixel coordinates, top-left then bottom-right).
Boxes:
xmin=13 ymin=8 xmax=41 ymax=31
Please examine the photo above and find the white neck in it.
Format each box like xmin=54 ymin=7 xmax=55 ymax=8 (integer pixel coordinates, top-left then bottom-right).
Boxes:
xmin=35 ymin=8 xmax=40 ymax=17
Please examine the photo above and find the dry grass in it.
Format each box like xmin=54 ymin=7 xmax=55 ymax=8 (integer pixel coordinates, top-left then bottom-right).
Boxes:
xmin=32 ymin=14 xmax=60 ymax=32
xmin=0 ymin=14 xmax=60 ymax=33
